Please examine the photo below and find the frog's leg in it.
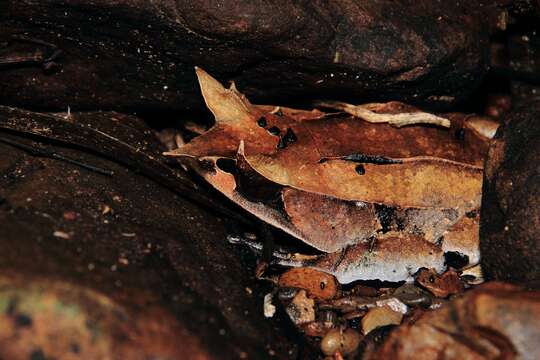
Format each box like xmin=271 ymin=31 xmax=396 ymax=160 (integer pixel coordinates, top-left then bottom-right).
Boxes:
xmin=254 ymin=224 xmax=275 ymax=278
xmin=226 ymin=232 xmax=320 ymax=269
xmin=315 ymin=101 xmax=450 ymax=128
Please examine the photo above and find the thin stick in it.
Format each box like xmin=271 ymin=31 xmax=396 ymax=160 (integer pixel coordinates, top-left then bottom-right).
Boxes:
xmin=0 ymin=136 xmax=114 ymax=176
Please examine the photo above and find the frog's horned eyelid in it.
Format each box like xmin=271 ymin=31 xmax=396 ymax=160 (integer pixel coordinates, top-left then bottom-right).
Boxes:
xmin=194 ymin=67 xmax=252 ymax=124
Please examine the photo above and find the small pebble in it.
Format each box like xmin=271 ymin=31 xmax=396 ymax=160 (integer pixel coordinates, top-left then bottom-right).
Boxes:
xmin=53 ymin=231 xmax=71 ymax=240
xmin=361 ymin=306 xmax=403 ymax=335
xmin=286 ymin=290 xmax=315 ymax=325
xmin=393 ymin=284 xmax=432 ymax=308
xmin=264 ymin=293 xmax=276 ymax=318
xmin=320 ymin=328 xmax=361 ymax=356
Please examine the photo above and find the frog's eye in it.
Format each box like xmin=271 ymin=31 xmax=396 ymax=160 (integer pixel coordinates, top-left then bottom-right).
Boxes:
xmin=455 ymin=128 xmax=465 ymax=141
xmin=428 ymin=275 xmax=435 ymax=283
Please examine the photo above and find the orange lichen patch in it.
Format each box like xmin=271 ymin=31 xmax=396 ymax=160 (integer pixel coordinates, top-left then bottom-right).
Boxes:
xmin=279 ymin=268 xmax=340 ymax=300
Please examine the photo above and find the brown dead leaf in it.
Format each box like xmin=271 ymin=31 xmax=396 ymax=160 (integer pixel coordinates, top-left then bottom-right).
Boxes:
xmin=416 ymin=268 xmax=465 ymax=298
xmin=279 ymin=268 xmax=340 ymax=300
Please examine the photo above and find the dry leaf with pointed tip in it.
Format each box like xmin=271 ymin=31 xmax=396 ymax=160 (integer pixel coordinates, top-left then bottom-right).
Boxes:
xmin=165 ymin=68 xmax=498 ymax=283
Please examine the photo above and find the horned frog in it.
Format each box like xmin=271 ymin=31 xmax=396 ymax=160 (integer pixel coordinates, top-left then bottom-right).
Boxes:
xmin=166 ymin=68 xmax=498 ymax=283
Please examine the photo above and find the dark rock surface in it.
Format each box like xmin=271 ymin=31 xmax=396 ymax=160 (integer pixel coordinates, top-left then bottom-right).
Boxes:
xmin=0 ymin=1 xmax=504 ymax=113
xmin=480 ymin=101 xmax=540 ymax=288
xmin=0 ymin=107 xmax=307 ymax=359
